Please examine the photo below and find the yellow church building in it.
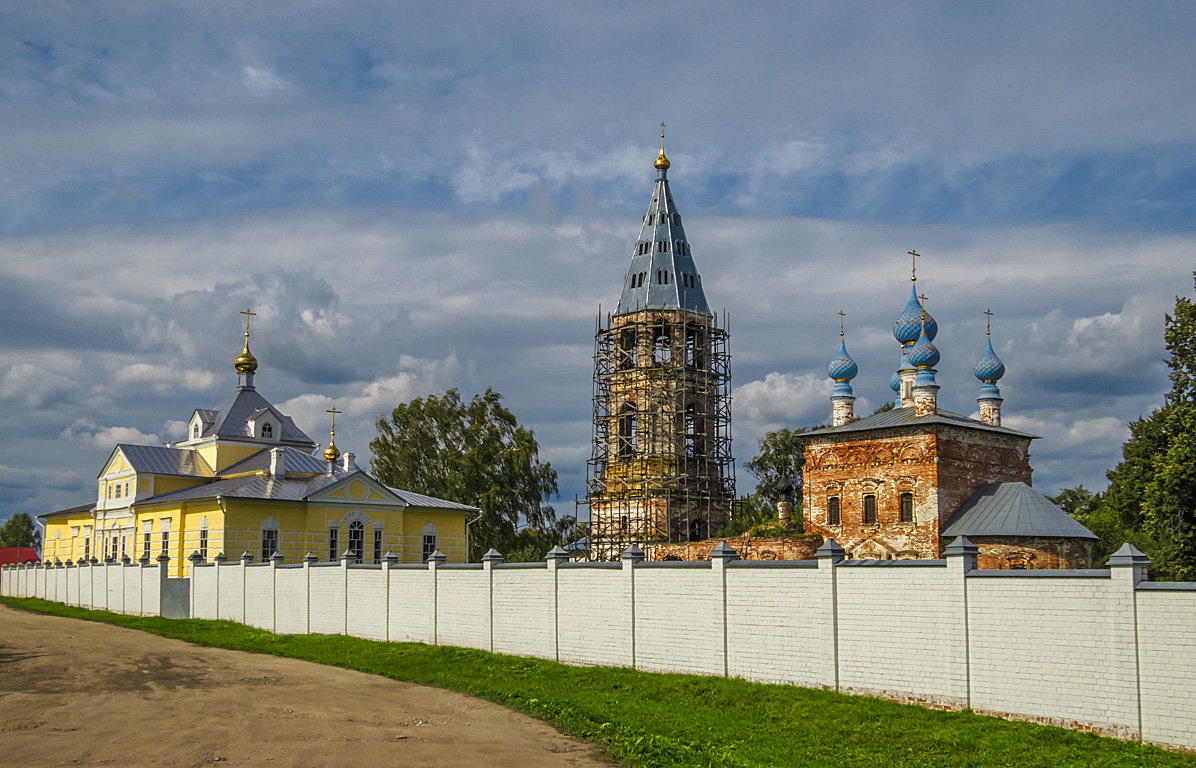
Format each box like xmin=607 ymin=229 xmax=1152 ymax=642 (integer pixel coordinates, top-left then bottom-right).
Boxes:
xmin=40 ymin=313 xmax=476 ymax=577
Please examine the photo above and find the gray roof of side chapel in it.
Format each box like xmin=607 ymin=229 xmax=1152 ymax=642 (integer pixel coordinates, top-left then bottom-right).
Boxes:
xmin=942 ymin=482 xmax=1098 ymax=540
xmin=615 ymin=156 xmax=711 ymax=316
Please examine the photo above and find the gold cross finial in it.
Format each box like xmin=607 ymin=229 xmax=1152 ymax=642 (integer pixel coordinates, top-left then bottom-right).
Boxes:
xmin=837 ymin=309 xmax=846 ymax=338
xmin=908 ymin=250 xmax=919 ymax=282
xmin=240 ymin=307 xmax=256 ymax=337
xmin=325 ymin=406 xmax=342 ymax=430
xmin=918 ymin=293 xmax=929 ymax=329
xmin=660 ymin=122 xmax=666 ymax=151
xmin=984 ymin=308 xmax=993 ymax=336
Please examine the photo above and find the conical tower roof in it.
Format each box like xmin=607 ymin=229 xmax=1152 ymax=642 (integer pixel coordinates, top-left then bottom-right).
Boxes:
xmin=615 ymin=138 xmax=710 ymax=316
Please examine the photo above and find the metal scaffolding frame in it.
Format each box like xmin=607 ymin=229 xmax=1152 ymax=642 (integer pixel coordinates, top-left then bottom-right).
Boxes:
xmin=577 ymin=308 xmax=735 ymax=561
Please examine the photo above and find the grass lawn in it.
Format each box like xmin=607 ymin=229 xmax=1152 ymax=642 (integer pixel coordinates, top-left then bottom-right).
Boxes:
xmin=3 ymin=596 xmax=1191 ymax=768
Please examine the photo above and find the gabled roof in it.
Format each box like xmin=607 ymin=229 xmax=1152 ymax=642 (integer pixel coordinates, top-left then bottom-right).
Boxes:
xmin=104 ymin=445 xmax=214 ymax=478
xmin=138 ymin=466 xmax=476 ymax=512
xmin=218 ymin=446 xmax=328 ymax=477
xmin=803 ymin=406 xmax=1037 ymax=439
xmin=616 ymin=163 xmax=710 ymax=316
xmin=38 ymin=502 xmax=95 ymax=519
xmin=942 ymin=482 xmax=1098 ymax=540
xmin=386 ymin=487 xmax=479 ymax=511
xmin=203 ymin=385 xmax=314 ymax=446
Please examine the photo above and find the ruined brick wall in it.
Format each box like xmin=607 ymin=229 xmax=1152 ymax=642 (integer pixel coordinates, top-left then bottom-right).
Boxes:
xmin=802 ymin=432 xmax=940 ymax=559
xmin=648 ymin=536 xmax=821 ymax=562
xmin=970 ymin=536 xmax=1094 ymax=570
xmin=936 ymin=426 xmax=1032 ymax=531
xmin=802 ymin=425 xmax=1038 ymax=561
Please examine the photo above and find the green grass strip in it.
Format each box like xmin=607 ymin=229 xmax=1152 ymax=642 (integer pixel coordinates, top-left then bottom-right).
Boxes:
xmin=3 ymin=596 xmax=1192 ymax=768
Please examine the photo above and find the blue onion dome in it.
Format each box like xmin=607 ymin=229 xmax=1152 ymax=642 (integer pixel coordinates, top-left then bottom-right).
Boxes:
xmin=893 ymin=284 xmax=938 ymax=345
xmin=827 ymin=338 xmax=859 ymax=382
xmin=975 ymin=336 xmax=1005 ymax=383
xmin=908 ymin=323 xmax=940 ymax=369
xmin=889 ymin=368 xmax=902 ymax=393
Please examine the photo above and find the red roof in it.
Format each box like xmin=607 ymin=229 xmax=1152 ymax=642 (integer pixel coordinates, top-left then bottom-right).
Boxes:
xmin=0 ymin=547 xmax=40 ymax=566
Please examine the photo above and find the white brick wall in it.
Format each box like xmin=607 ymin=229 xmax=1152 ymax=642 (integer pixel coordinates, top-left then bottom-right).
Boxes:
xmin=1136 ymin=588 xmax=1196 ymax=749
xmin=347 ymin=569 xmax=387 ymax=641
xmin=6 ymin=552 xmax=1196 ymax=752
xmin=492 ymin=567 xmax=555 ymax=659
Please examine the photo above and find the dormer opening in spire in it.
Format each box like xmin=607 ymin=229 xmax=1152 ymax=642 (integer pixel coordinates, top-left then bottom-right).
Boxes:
xmin=581 ymin=132 xmax=734 ymax=561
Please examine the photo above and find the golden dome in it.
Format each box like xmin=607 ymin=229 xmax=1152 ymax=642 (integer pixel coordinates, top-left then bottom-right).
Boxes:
xmin=234 ymin=341 xmax=258 ymax=374
xmin=654 ymin=150 xmax=670 ymax=171
xmin=323 ymin=440 xmax=341 ymax=463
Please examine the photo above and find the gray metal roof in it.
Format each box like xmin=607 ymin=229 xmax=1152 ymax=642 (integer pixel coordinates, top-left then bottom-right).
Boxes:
xmin=218 ymin=446 xmax=329 ymax=477
xmin=615 ymin=166 xmax=710 ymax=316
xmin=386 ymin=487 xmax=479 ymax=511
xmin=804 ymin=406 xmax=1037 ymax=439
xmin=108 ymin=444 xmax=214 ymax=478
xmin=942 ymin=482 xmax=1098 ymax=540
xmin=139 ymin=466 xmax=476 ymax=512
xmin=39 ymin=502 xmax=95 ymax=519
xmin=204 ymin=385 xmax=315 ymax=446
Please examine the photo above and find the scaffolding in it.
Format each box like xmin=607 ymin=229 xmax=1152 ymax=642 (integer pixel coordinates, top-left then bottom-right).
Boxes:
xmin=577 ymin=308 xmax=735 ymax=561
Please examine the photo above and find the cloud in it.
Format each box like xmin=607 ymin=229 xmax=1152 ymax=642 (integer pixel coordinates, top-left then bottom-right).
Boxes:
xmin=59 ymin=419 xmax=159 ymax=450
xmin=0 ymin=363 xmax=84 ymax=409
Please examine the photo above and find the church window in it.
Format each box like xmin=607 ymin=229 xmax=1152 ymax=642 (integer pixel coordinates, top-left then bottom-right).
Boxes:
xmin=106 ymin=484 xmax=112 ymax=499
xmin=828 ymin=497 xmax=841 ymax=526
xmin=657 ymin=270 xmax=662 ymax=283
xmin=617 ymin=403 xmax=637 ymax=458
xmin=863 ymin=494 xmax=877 ymax=524
xmin=143 ymin=529 xmax=151 ymax=560
xmin=899 ymin=492 xmax=914 ymax=523
xmin=648 ymin=215 xmax=653 ymax=225
xmin=110 ymin=536 xmax=118 ymax=562
xmin=114 ymin=483 xmax=121 ymax=499
xmin=674 ymin=214 xmax=680 ymax=225
xmin=618 ymin=328 xmax=637 ymax=370
xmin=328 ymin=527 xmax=339 ymax=561
xmin=422 ymin=533 xmax=437 ymax=563
xmin=261 ymin=423 xmax=273 ymax=439
xmin=125 ymin=481 xmax=130 ymax=497
xmin=199 ymin=528 xmax=208 ymax=560
xmin=193 ymin=424 xmax=200 ymax=439
xmin=84 ymin=537 xmax=90 ymax=561
xmin=653 ymin=322 xmax=672 ymax=363
xmin=373 ymin=528 xmax=383 ymax=563
xmin=121 ymin=535 xmax=128 ymax=560
xmin=261 ymin=528 xmax=278 ymax=561
xmin=348 ymin=520 xmax=365 ymax=564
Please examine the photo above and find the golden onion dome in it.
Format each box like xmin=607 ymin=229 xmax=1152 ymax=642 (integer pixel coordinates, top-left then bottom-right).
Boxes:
xmin=234 ymin=340 xmax=258 ymax=374
xmin=323 ymin=440 xmax=341 ymax=463
xmin=655 ymin=148 xmax=670 ymax=171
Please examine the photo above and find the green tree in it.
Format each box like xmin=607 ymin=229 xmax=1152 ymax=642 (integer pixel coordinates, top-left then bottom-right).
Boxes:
xmin=720 ymin=427 xmax=808 ymax=537
xmin=0 ymin=512 xmax=41 ymax=550
xmin=1098 ymin=276 xmax=1196 ymax=579
xmin=370 ymin=388 xmax=558 ymax=561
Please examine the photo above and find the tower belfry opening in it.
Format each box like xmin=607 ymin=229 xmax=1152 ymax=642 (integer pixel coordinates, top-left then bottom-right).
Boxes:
xmin=579 ymin=133 xmax=735 ymax=561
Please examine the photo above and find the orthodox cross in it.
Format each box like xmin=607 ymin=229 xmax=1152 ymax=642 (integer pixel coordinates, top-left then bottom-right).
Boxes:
xmin=838 ymin=309 xmax=846 ymax=338
xmin=985 ymin=308 xmax=994 ymax=336
xmin=240 ymin=307 xmax=256 ymax=336
xmin=908 ymin=250 xmax=919 ymax=282
xmin=918 ymin=293 xmax=929 ymax=328
xmin=325 ymin=406 xmax=342 ymax=432
xmin=660 ymin=122 xmax=666 ymax=151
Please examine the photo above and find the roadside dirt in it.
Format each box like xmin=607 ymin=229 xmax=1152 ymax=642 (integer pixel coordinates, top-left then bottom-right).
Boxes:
xmin=0 ymin=604 xmax=616 ymax=767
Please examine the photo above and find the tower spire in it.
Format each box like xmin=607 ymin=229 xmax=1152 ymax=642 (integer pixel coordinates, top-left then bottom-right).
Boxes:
xmin=615 ymin=133 xmax=707 ymax=316
xmin=323 ymin=406 xmax=342 ymax=464
xmin=828 ymin=310 xmax=858 ymax=427
xmin=234 ymin=307 xmax=259 ymax=388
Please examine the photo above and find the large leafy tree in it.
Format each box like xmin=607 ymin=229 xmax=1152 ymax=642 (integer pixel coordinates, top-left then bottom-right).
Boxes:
xmin=370 ymin=388 xmax=558 ymax=561
xmin=1090 ymin=276 xmax=1196 ymax=579
xmin=0 ymin=512 xmax=41 ymax=550
xmin=720 ymin=427 xmax=809 ymax=536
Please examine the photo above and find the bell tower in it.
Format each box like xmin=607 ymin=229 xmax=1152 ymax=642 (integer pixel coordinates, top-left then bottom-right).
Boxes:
xmin=582 ymin=131 xmax=735 ymax=561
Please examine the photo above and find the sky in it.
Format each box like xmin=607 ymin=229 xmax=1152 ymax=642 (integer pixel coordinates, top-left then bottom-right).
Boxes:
xmin=1 ymin=1 xmax=1194 ymax=526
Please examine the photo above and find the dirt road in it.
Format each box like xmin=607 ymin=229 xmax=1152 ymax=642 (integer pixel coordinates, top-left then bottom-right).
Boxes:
xmin=0 ymin=604 xmax=615 ymax=767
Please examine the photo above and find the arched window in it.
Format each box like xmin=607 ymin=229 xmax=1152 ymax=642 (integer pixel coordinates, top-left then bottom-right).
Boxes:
xmin=618 ymin=328 xmax=637 ymax=370
xmin=674 ymin=214 xmax=680 ymax=225
xmin=348 ymin=520 xmax=365 ymax=564
xmin=863 ymin=494 xmax=877 ymax=525
xmin=192 ymin=424 xmax=200 ymax=439
xmin=828 ymin=496 xmax=841 ymax=526
xmin=653 ymin=322 xmax=672 ymax=364
xmin=899 ymin=492 xmax=914 ymax=523
xmin=617 ymin=403 xmax=637 ymax=458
